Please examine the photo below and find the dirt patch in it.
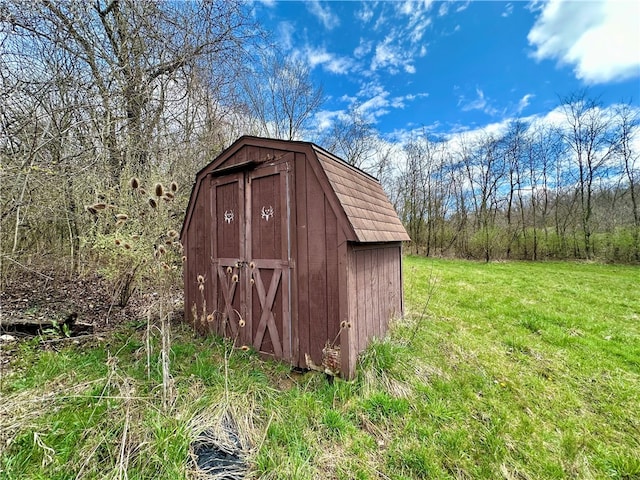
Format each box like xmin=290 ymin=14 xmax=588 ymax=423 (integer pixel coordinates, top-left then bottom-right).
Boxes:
xmin=0 ymin=267 xmax=183 ymax=336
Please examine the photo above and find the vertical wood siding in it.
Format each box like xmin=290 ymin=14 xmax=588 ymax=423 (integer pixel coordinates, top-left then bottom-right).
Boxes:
xmin=182 ymin=137 xmax=407 ymax=378
xmin=249 ymin=164 xmax=288 ymax=358
xmin=345 ymin=243 xmax=403 ymax=377
xmin=184 ymin=182 xmax=212 ymax=334
xmin=294 ymin=152 xmax=341 ymax=367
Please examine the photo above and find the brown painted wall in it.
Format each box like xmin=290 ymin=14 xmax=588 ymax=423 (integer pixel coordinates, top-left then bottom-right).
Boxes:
xmin=342 ymin=243 xmax=404 ymax=378
xmin=182 ymin=138 xmax=406 ymax=379
xmin=183 ymin=180 xmax=213 ymax=334
xmin=293 ymin=151 xmax=342 ymax=368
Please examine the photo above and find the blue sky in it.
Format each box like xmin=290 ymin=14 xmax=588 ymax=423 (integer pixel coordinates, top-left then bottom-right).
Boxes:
xmin=253 ymin=0 xmax=640 ymax=141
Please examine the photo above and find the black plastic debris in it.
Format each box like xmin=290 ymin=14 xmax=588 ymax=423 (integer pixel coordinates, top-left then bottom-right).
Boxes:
xmin=191 ymin=415 xmax=247 ymax=479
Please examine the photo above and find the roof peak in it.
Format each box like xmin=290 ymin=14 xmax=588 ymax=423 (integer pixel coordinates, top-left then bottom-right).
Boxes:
xmin=234 ymin=135 xmax=380 ymax=183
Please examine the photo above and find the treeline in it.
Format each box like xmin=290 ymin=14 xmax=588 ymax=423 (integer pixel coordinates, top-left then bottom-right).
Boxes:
xmin=391 ymin=95 xmax=640 ymax=263
xmin=0 ymin=1 xmax=323 ymax=286
xmin=2 ymin=1 xmax=639 ymax=292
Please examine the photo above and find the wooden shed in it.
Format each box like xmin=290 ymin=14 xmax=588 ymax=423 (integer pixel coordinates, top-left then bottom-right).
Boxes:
xmin=181 ymin=136 xmax=410 ymax=378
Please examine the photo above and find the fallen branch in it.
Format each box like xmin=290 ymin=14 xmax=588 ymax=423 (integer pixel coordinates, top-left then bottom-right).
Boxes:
xmin=0 ymin=255 xmax=54 ymax=281
xmin=1 ymin=314 xmax=89 ymax=336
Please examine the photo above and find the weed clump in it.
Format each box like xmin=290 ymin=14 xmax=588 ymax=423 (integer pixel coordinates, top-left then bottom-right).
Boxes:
xmin=85 ymin=175 xmax=183 ymax=410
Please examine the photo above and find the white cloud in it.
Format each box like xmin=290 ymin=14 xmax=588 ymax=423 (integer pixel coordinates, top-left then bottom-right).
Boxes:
xmin=408 ymin=17 xmax=432 ymax=43
xmin=463 ymin=120 xmax=512 ymax=141
xmin=458 ymin=88 xmax=500 ymax=116
xmin=359 ymin=98 xmax=390 ymax=122
xmin=391 ymin=92 xmax=429 ymax=109
xmin=325 ymin=57 xmax=354 ymax=75
xmin=356 ymin=3 xmax=374 ymax=23
xmin=517 ymin=93 xmax=534 ymax=113
xmin=353 ymin=83 xmax=389 ymax=121
xmin=339 ymin=93 xmax=357 ymax=103
xmin=302 ymin=46 xmax=354 ymax=75
xmin=306 ymin=1 xmax=340 ymax=30
xmin=314 ymin=109 xmax=343 ymax=132
xmin=380 ymin=103 xmax=640 ymax=173
xmin=397 ymin=0 xmax=436 ymax=16
xmin=398 ymin=1 xmax=416 ymax=16
xmin=459 ymin=88 xmax=487 ymax=112
xmin=516 ymin=103 xmax=640 ymax=165
xmin=305 ymin=49 xmax=332 ymax=68
xmin=528 ymin=0 xmax=640 ymax=84
xmin=394 ymin=0 xmax=434 ymax=44
xmin=354 ymin=39 xmax=373 ymax=59
xmin=404 ymin=93 xmax=429 ymax=102
xmin=371 ymin=33 xmax=417 ymax=74
xmin=371 ymin=35 xmax=401 ymax=72
xmin=373 ymin=11 xmax=387 ymax=31
xmin=349 ymin=83 xmax=429 ymax=125
xmin=276 ymin=21 xmax=294 ymax=51
xmin=456 ymin=1 xmax=470 ymax=13
xmin=359 ymin=2 xmax=432 ymax=76
xmin=502 ymin=3 xmax=513 ymax=18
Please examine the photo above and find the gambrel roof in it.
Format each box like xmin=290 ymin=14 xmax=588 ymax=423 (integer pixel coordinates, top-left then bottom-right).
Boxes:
xmin=312 ymin=145 xmax=410 ymax=243
xmin=182 ymin=136 xmax=410 ymax=244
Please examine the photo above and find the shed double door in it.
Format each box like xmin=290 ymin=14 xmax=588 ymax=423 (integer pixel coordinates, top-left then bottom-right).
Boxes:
xmin=210 ymin=157 xmax=293 ymax=361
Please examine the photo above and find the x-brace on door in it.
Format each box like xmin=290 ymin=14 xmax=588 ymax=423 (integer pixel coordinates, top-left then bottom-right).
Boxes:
xmin=210 ymin=155 xmax=293 ymax=361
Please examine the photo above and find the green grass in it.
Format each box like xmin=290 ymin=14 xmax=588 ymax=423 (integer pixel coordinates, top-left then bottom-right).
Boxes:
xmin=401 ymin=258 xmax=640 ymax=479
xmin=1 ymin=257 xmax=639 ymax=479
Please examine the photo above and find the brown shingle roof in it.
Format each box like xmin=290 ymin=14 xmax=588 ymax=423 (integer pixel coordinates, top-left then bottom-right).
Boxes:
xmin=313 ymin=146 xmax=410 ymax=243
xmin=182 ymin=136 xmax=410 ymax=244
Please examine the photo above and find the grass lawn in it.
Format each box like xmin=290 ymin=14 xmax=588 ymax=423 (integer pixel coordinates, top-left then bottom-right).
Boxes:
xmin=1 ymin=257 xmax=639 ymax=479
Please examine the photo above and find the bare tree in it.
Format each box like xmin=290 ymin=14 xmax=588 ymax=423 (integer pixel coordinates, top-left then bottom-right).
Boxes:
xmin=524 ymin=124 xmax=565 ymax=259
xmin=461 ymin=133 xmax=506 ymax=262
xmin=1 ymin=0 xmax=258 ymax=280
xmin=396 ymin=136 xmax=429 ymax=253
xmin=614 ymin=102 xmax=640 ymax=260
xmin=321 ymin=104 xmax=377 ymax=169
xmin=443 ymin=149 xmax=471 ymax=257
xmin=241 ymin=50 xmax=324 ymax=140
xmin=561 ymin=92 xmax=617 ymax=258
xmin=502 ymin=120 xmax=527 ymax=258
xmin=3 ymin=0 xmax=256 ymax=183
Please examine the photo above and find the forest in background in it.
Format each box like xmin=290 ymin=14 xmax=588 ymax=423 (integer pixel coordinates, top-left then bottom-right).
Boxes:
xmin=2 ymin=1 xmax=639 ymax=296
xmin=392 ymin=99 xmax=640 ymax=263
